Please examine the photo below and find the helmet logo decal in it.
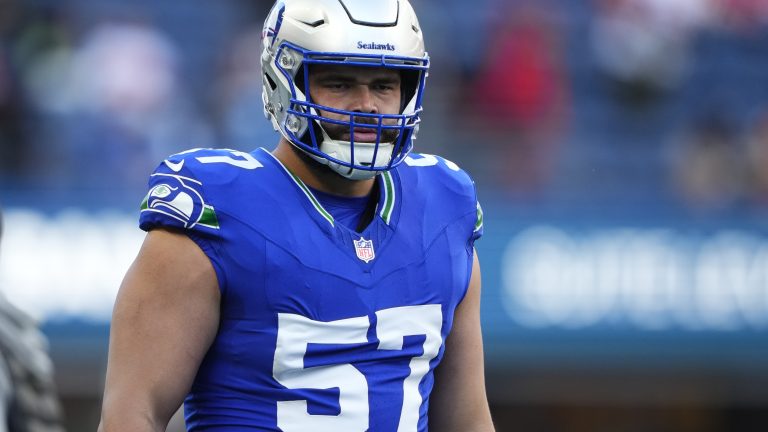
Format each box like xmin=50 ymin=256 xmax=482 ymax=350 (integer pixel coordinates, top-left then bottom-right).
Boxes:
xmin=353 ymin=237 xmax=375 ymax=263
xmin=357 ymin=41 xmax=396 ymax=51
xmin=263 ymin=3 xmax=286 ymax=48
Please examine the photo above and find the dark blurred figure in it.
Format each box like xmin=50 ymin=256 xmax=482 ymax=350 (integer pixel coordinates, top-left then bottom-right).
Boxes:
xmin=590 ymin=0 xmax=712 ymax=108
xmin=1 ymin=4 xmax=76 ymax=188
xmin=0 ymin=208 xmax=64 ymax=432
xmin=745 ymin=109 xmax=768 ymax=207
xmin=0 ymin=0 xmax=30 ymax=182
xmin=667 ymin=113 xmax=747 ymax=212
xmin=464 ymin=1 xmax=569 ymax=197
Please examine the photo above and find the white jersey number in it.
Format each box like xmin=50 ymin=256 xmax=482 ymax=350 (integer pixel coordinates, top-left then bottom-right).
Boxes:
xmin=167 ymin=148 xmax=264 ymax=170
xmin=404 ymin=154 xmax=460 ymax=171
xmin=273 ymin=305 xmax=443 ymax=432
xmin=196 ymin=149 xmax=263 ymax=169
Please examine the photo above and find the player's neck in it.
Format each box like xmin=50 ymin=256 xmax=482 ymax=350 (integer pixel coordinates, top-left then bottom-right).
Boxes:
xmin=272 ymin=140 xmax=376 ymax=198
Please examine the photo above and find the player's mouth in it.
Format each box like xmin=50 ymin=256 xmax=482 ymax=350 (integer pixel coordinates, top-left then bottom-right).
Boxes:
xmin=321 ymin=118 xmax=399 ymax=143
xmin=351 ymin=127 xmax=380 ymax=143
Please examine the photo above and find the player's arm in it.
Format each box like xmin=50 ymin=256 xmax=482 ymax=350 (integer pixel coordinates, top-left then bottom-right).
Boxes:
xmin=429 ymin=251 xmax=495 ymax=432
xmin=98 ymin=228 xmax=220 ymax=432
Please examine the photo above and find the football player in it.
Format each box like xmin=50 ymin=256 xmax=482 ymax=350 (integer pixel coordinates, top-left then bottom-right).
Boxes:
xmin=99 ymin=0 xmax=494 ymax=430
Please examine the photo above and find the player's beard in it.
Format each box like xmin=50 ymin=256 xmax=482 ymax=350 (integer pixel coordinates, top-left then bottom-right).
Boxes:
xmin=321 ymin=116 xmax=400 ymax=143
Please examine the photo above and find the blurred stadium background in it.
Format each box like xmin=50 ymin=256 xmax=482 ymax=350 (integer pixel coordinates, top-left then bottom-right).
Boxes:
xmin=2 ymin=0 xmax=768 ymax=430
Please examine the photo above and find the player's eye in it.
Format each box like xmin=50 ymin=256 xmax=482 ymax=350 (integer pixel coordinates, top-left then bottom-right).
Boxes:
xmin=372 ymin=79 xmax=399 ymax=93
xmin=323 ymin=80 xmax=350 ymax=90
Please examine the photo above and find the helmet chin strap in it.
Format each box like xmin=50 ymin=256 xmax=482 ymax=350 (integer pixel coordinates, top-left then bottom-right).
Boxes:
xmin=305 ymin=123 xmax=395 ymax=181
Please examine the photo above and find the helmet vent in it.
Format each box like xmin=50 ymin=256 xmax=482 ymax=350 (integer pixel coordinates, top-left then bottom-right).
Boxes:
xmin=264 ymin=74 xmax=277 ymax=91
xmin=298 ymin=19 xmax=326 ymax=28
xmin=338 ymin=0 xmax=399 ymax=27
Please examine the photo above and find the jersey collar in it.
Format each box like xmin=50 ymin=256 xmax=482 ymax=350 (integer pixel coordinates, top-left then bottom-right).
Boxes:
xmin=261 ymin=148 xmax=398 ymax=230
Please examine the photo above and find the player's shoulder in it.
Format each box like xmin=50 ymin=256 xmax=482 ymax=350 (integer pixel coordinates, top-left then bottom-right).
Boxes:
xmin=147 ymin=147 xmax=277 ymax=200
xmin=396 ymin=152 xmax=477 ymax=194
xmin=153 ymin=148 xmax=268 ymax=181
xmin=141 ymin=148 xmax=275 ymax=231
xmin=394 ymin=152 xmax=481 ymax=237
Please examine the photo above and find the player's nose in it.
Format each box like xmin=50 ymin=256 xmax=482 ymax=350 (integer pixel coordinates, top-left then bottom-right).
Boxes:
xmin=352 ymin=85 xmax=377 ymax=114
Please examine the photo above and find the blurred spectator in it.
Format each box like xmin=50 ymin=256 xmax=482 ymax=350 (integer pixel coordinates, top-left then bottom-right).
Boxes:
xmin=4 ymin=4 xmax=77 ymax=187
xmin=24 ymin=20 xmax=213 ymax=192
xmin=714 ymin=0 xmax=768 ymax=32
xmin=745 ymin=109 xmax=768 ymax=206
xmin=667 ymin=113 xmax=747 ymax=212
xmin=464 ymin=2 xmax=569 ymax=196
xmin=590 ymin=0 xmax=715 ymax=107
xmin=0 ymin=208 xmax=64 ymax=432
xmin=12 ymin=5 xmax=75 ymax=113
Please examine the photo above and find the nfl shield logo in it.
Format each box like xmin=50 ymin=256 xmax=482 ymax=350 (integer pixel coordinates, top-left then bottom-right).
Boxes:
xmin=353 ymin=237 xmax=375 ymax=263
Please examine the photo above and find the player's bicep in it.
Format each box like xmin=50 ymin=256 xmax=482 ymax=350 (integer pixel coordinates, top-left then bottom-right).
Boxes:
xmin=100 ymin=228 xmax=220 ymax=431
xmin=429 ymin=251 xmax=495 ymax=432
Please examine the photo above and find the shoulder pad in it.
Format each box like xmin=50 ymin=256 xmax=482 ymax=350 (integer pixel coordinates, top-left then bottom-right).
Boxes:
xmin=139 ymin=148 xmax=263 ymax=231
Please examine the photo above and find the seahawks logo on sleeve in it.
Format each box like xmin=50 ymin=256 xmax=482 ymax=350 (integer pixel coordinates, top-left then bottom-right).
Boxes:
xmin=140 ymin=173 xmax=220 ymax=230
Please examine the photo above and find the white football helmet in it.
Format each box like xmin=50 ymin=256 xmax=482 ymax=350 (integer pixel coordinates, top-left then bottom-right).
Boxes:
xmin=261 ymin=0 xmax=429 ymax=179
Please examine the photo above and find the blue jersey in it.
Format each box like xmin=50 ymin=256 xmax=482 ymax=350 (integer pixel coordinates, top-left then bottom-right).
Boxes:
xmin=138 ymin=148 xmax=483 ymax=432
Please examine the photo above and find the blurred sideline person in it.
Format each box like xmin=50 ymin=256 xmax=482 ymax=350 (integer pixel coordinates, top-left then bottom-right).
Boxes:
xmin=0 ymin=209 xmax=64 ymax=432
xmin=99 ymin=0 xmax=494 ymax=431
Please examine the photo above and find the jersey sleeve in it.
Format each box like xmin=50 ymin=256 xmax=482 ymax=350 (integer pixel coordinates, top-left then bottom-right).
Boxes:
xmin=139 ymin=152 xmax=222 ymax=235
xmin=472 ymin=199 xmax=484 ymax=243
xmin=432 ymin=154 xmax=484 ymax=247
